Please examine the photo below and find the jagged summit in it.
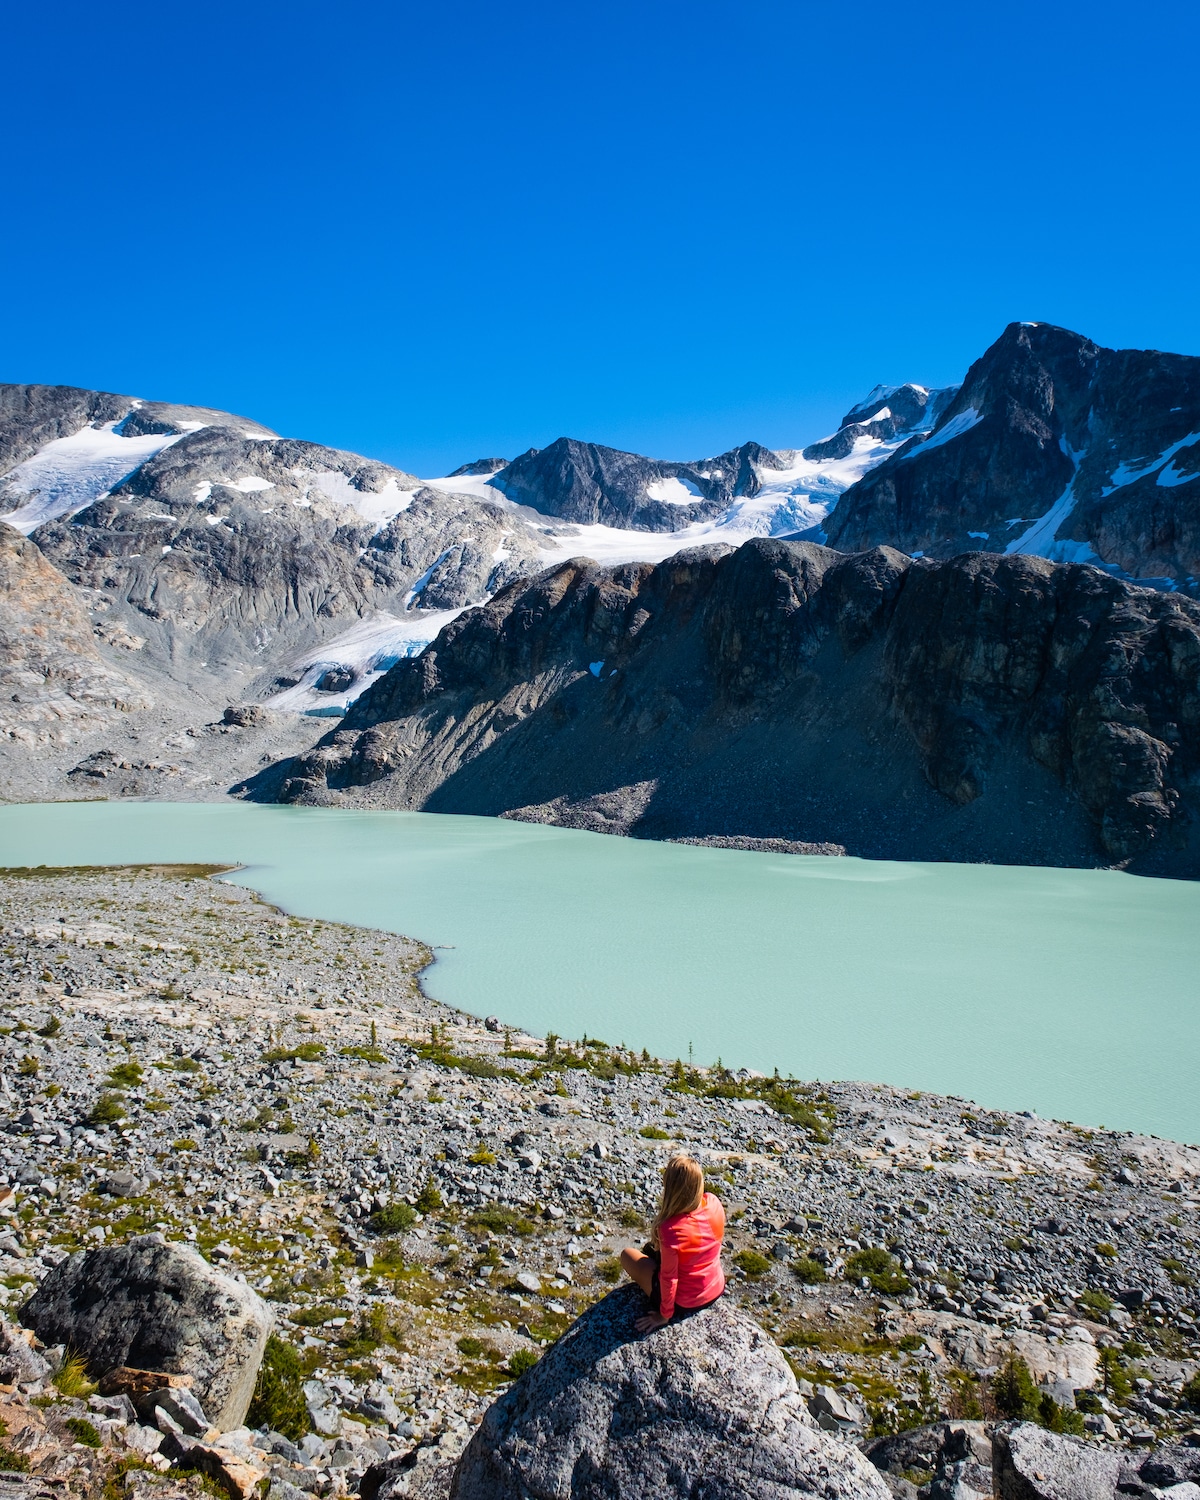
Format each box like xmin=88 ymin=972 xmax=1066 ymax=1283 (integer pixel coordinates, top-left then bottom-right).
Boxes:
xmin=824 ymin=321 xmax=1200 ymax=587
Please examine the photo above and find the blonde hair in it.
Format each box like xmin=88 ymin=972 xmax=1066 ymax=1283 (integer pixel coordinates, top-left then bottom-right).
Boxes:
xmin=651 ymin=1154 xmax=705 ymax=1248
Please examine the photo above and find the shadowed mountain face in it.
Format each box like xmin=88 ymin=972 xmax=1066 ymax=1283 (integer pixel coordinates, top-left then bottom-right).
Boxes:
xmin=490 ymin=437 xmax=786 ymax=530
xmin=266 ymin=538 xmax=1200 ymax=877
xmin=824 ymin=323 xmax=1200 ymax=588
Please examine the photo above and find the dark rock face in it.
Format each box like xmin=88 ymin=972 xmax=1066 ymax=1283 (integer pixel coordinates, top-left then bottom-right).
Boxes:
xmin=22 ymin=1237 xmax=272 ymax=1430
xmin=450 ymin=1284 xmax=890 ymax=1499
xmin=825 ymin=323 xmax=1200 ymax=587
xmin=447 ymin=458 xmax=508 ymax=477
xmin=269 ymin=538 xmax=1200 ymax=876
xmin=491 ymin=436 xmax=790 ymax=531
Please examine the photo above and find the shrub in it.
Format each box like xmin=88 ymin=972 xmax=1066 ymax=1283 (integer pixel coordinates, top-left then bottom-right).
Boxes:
xmin=992 ymin=1354 xmax=1041 ymax=1421
xmin=468 ymin=1205 xmax=534 ymax=1237
xmin=106 ymin=1061 xmax=143 ymax=1089
xmin=595 ymin=1256 xmax=623 ymax=1284
xmin=247 ymin=1334 xmax=309 ymax=1442
xmin=507 ymin=1348 xmax=539 ymax=1378
xmin=732 ymin=1249 xmax=772 ymax=1278
xmin=88 ymin=1093 xmax=125 ymax=1125
xmin=1094 ymin=1242 xmax=1118 ymax=1259
xmin=65 ymin=1417 xmax=101 ymax=1448
xmin=1181 ymin=1370 xmax=1200 ymax=1409
xmin=1077 ymin=1289 xmax=1113 ymax=1317
xmin=1099 ymin=1346 xmax=1132 ymax=1402
xmin=17 ymin=1057 xmax=38 ymax=1078
xmin=1039 ymin=1394 xmax=1085 ymax=1435
xmin=790 ymin=1256 xmax=827 ymax=1285
xmin=414 ymin=1179 xmax=442 ymax=1214
xmin=37 ymin=1016 xmax=61 ymax=1039
xmin=456 ymin=1336 xmax=484 ymax=1358
xmin=262 ymin=1043 xmax=326 ymax=1064
xmin=638 ymin=1126 xmax=671 ymax=1140
xmin=617 ymin=1207 xmax=644 ymax=1229
xmin=371 ymin=1202 xmax=416 ymax=1234
xmin=468 ymin=1148 xmax=497 ymax=1166
xmin=172 ymin=1138 xmax=197 ymax=1152
xmin=339 ymin=1046 xmax=387 ymax=1064
xmin=845 ymin=1247 xmax=911 ymax=1296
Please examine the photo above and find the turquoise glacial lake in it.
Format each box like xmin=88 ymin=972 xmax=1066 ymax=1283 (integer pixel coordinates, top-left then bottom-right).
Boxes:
xmin=0 ymin=801 xmax=1197 ymax=1143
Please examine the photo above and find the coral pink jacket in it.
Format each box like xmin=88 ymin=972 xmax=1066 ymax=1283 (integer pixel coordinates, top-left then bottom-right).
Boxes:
xmin=657 ymin=1192 xmax=726 ymax=1319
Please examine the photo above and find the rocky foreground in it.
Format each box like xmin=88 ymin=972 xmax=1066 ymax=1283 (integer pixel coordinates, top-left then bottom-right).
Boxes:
xmin=0 ymin=864 xmax=1197 ymax=1498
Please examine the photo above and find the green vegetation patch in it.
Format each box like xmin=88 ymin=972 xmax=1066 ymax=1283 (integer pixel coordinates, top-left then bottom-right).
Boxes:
xmin=468 ymin=1205 xmax=535 ymax=1237
xmin=845 ymin=1247 xmax=911 ymax=1296
xmin=248 ymin=1334 xmax=310 ymax=1442
xmin=65 ymin=1417 xmax=101 ymax=1448
xmin=371 ymin=1202 xmax=417 ymax=1234
xmin=263 ymin=1042 xmax=326 ymax=1064
xmin=732 ymin=1248 xmax=772 ymax=1278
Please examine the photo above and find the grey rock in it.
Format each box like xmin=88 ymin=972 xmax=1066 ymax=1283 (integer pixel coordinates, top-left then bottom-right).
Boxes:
xmin=991 ymin=1421 xmax=1122 ymax=1499
xmin=21 ymin=1237 xmax=271 ymax=1430
xmin=514 ymin=1271 xmax=541 ymax=1294
xmin=101 ymin=1171 xmax=144 ymax=1197
xmin=143 ymin=1385 xmax=210 ymax=1436
xmin=450 ymin=1283 xmax=890 ymax=1499
xmin=0 ymin=1323 xmax=49 ymax=1385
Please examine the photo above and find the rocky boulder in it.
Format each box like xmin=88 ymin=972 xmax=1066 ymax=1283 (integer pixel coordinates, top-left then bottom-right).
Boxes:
xmin=21 ymin=1236 xmax=271 ymax=1431
xmin=450 ymin=1284 xmax=891 ymax=1499
xmin=992 ymin=1422 xmax=1123 ymax=1498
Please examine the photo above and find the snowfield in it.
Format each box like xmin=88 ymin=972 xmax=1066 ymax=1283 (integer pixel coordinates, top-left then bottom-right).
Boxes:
xmin=0 ymin=419 xmax=187 ymax=533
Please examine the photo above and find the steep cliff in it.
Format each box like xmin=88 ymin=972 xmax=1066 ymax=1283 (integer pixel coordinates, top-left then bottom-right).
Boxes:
xmin=266 ymin=539 xmax=1200 ymax=876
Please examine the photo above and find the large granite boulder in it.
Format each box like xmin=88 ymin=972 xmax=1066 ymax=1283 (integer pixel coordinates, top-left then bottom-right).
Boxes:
xmin=992 ymin=1422 xmax=1123 ymax=1499
xmin=450 ymin=1285 xmax=890 ymax=1499
xmin=21 ymin=1236 xmax=271 ymax=1430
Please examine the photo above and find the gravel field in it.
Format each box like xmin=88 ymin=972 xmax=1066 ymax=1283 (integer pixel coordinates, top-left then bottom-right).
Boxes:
xmin=0 ymin=863 xmax=1197 ymax=1495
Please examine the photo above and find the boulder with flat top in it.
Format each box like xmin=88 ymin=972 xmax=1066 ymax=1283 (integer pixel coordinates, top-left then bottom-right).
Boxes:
xmin=21 ymin=1236 xmax=271 ymax=1430
xmin=450 ymin=1284 xmax=891 ymax=1499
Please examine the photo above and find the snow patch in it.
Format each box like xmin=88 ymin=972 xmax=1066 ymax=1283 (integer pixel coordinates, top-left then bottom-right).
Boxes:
xmin=310 ymin=471 xmax=415 ymax=530
xmin=1103 ymin=431 xmax=1200 ymax=494
xmin=645 ymin=476 xmax=702 ymax=504
xmin=0 ymin=420 xmax=186 ymax=533
xmin=901 ymin=406 xmax=982 ymax=460
xmin=265 ymin=608 xmax=471 ymax=714
xmin=1005 ymin=441 xmax=1086 ymax=558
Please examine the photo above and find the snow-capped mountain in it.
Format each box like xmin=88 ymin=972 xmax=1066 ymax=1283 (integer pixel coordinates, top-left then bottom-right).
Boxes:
xmin=824 ymin=323 xmax=1200 ymax=591
xmin=0 ymin=379 xmax=941 ymax=720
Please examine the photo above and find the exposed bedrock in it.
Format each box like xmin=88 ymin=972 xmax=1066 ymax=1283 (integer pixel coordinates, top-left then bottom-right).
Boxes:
xmin=0 ymin=521 xmax=150 ymax=742
xmin=264 ymin=538 xmax=1200 ymax=876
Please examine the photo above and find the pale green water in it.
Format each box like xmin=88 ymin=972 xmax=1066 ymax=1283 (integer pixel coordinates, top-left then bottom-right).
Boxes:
xmin=0 ymin=801 xmax=1196 ymax=1143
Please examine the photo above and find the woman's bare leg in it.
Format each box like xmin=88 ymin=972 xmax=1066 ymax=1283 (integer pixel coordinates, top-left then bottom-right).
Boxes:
xmin=620 ymin=1247 xmax=656 ymax=1298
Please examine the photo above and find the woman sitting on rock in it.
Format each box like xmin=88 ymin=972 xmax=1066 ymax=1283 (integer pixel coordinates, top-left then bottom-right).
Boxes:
xmin=621 ymin=1152 xmax=726 ymax=1333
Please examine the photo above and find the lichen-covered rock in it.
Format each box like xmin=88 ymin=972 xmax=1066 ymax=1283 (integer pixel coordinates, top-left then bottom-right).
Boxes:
xmin=450 ymin=1284 xmax=891 ymax=1500
xmin=992 ymin=1421 xmax=1123 ymax=1499
xmin=21 ymin=1237 xmax=271 ymax=1431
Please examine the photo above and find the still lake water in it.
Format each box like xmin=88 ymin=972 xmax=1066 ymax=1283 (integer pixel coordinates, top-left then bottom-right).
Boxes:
xmin=0 ymin=800 xmax=1197 ymax=1143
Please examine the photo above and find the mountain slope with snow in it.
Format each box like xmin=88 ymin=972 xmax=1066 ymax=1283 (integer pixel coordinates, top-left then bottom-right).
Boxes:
xmin=824 ymin=323 xmax=1200 ymax=591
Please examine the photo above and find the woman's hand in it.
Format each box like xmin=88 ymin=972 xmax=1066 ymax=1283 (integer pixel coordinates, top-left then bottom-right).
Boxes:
xmin=634 ymin=1310 xmax=669 ymax=1333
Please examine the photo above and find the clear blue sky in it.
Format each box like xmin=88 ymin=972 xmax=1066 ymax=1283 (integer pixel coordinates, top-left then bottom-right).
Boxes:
xmin=4 ymin=0 xmax=1198 ymax=476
